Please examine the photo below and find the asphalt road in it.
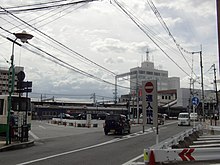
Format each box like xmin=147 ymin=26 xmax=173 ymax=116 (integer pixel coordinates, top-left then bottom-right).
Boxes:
xmin=0 ymin=120 xmax=193 ymax=165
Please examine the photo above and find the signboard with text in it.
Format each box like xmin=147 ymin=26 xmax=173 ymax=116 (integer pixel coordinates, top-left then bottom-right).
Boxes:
xmin=142 ymin=80 xmax=158 ymax=127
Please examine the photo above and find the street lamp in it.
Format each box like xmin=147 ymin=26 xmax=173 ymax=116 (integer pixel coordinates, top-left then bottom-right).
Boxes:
xmin=6 ymin=31 xmax=33 ymax=145
xmin=192 ymin=50 xmax=205 ymax=122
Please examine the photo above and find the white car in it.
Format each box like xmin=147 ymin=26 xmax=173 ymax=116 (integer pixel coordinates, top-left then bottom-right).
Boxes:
xmin=178 ymin=112 xmax=190 ymax=126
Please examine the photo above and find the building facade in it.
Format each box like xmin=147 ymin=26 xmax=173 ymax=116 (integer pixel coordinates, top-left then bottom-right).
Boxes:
xmin=129 ymin=59 xmax=180 ymax=94
xmin=0 ymin=66 xmax=24 ymax=95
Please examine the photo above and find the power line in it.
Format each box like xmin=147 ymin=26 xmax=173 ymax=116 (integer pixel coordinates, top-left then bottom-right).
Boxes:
xmin=146 ymin=0 xmax=196 ymax=77
xmin=112 ymin=0 xmax=192 ymax=78
xmin=0 ymin=5 xmax=137 ymax=91
xmin=0 ymin=0 xmax=97 ymax=14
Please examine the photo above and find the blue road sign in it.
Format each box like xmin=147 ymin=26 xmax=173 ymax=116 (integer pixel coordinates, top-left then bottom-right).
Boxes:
xmin=192 ymin=97 xmax=199 ymax=106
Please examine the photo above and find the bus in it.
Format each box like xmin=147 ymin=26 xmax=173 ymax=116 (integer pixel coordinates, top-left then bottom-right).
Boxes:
xmin=0 ymin=95 xmax=31 ymax=134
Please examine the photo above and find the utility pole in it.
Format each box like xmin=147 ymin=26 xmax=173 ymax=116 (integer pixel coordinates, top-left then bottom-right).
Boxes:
xmin=192 ymin=48 xmax=205 ymax=122
xmin=200 ymin=50 xmax=205 ymax=122
xmin=136 ymin=71 xmax=139 ymax=123
xmin=213 ymin=64 xmax=219 ymax=120
xmin=114 ymin=76 xmax=117 ymax=104
xmin=216 ymin=0 xmax=220 ymax=73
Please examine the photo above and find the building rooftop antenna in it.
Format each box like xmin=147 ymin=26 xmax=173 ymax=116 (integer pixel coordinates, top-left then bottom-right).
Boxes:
xmin=146 ymin=48 xmax=149 ymax=61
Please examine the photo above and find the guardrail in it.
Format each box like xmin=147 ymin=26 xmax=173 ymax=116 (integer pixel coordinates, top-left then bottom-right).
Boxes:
xmin=144 ymin=147 xmax=220 ymax=164
xmin=144 ymin=124 xmax=204 ymax=164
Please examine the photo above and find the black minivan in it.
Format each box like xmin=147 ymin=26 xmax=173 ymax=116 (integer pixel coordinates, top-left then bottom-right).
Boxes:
xmin=104 ymin=114 xmax=131 ymax=135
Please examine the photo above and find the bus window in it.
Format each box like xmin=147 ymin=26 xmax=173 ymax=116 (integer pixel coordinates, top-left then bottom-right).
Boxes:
xmin=0 ymin=99 xmax=3 ymax=115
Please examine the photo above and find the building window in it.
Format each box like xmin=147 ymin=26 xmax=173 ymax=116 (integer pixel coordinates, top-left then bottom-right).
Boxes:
xmin=154 ymin=72 xmax=160 ymax=76
xmin=131 ymin=71 xmax=137 ymax=75
xmin=146 ymin=71 xmax=153 ymax=75
xmin=161 ymin=73 xmax=168 ymax=77
xmin=162 ymin=96 xmax=164 ymax=99
xmin=169 ymin=96 xmax=171 ymax=100
xmin=139 ymin=70 xmax=145 ymax=74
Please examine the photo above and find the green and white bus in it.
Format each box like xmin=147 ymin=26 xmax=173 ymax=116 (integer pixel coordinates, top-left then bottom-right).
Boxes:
xmin=0 ymin=95 xmax=31 ymax=134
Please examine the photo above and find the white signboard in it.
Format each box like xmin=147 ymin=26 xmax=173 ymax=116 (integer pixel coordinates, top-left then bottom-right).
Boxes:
xmin=142 ymin=80 xmax=158 ymax=127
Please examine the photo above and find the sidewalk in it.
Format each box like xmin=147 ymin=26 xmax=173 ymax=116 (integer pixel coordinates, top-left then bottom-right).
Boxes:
xmin=0 ymin=138 xmax=34 ymax=152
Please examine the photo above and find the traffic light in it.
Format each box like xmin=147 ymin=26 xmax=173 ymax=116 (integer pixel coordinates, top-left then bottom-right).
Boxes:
xmin=16 ymin=71 xmax=32 ymax=93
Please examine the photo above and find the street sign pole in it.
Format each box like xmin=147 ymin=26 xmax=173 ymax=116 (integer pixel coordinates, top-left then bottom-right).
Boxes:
xmin=192 ymin=97 xmax=199 ymax=129
xmin=142 ymin=80 xmax=158 ymax=145
xmin=193 ymin=104 xmax=196 ymax=129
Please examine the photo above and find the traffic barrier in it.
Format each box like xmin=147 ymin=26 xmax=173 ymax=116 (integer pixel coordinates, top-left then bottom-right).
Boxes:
xmin=51 ymin=118 xmax=101 ymax=128
xmin=144 ymin=147 xmax=220 ymax=164
xmin=144 ymin=124 xmax=204 ymax=164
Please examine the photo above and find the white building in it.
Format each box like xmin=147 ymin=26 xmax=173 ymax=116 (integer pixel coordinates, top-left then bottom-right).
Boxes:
xmin=0 ymin=66 xmax=24 ymax=95
xmin=129 ymin=59 xmax=180 ymax=94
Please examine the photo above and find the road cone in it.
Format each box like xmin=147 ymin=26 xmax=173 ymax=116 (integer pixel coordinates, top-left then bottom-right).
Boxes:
xmin=148 ymin=150 xmax=155 ymax=165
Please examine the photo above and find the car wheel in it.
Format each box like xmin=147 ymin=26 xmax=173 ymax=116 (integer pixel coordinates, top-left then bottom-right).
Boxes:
xmin=128 ymin=128 xmax=131 ymax=134
xmin=120 ymin=128 xmax=124 ymax=135
xmin=104 ymin=130 xmax=108 ymax=135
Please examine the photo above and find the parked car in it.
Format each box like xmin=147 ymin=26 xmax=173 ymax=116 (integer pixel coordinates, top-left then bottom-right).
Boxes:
xmin=190 ymin=113 xmax=198 ymax=121
xmin=162 ymin=113 xmax=169 ymax=120
xmin=104 ymin=114 xmax=131 ymax=135
xmin=58 ymin=113 xmax=74 ymax=119
xmin=178 ymin=112 xmax=190 ymax=126
xmin=76 ymin=113 xmax=86 ymax=120
xmin=97 ymin=113 xmax=110 ymax=120
xmin=158 ymin=113 xmax=165 ymax=125
xmin=139 ymin=113 xmax=165 ymax=125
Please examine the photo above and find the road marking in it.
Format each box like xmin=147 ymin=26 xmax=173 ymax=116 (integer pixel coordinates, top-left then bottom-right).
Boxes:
xmin=39 ymin=125 xmax=46 ymax=129
xmin=121 ymin=121 xmax=177 ymax=165
xmin=19 ymin=121 xmax=175 ymax=165
xmin=17 ymin=130 xmax=153 ymax=165
xmin=29 ymin=131 xmax=40 ymax=140
xmin=122 ymin=154 xmax=143 ymax=165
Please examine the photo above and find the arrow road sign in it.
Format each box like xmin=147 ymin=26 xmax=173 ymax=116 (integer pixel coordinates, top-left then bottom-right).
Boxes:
xmin=178 ymin=148 xmax=195 ymax=161
xmin=192 ymin=97 xmax=199 ymax=106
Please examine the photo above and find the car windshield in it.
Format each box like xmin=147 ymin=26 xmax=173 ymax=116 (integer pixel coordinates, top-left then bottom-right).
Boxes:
xmin=106 ymin=115 xmax=120 ymax=120
xmin=179 ymin=114 xmax=189 ymax=118
xmin=190 ymin=113 xmax=197 ymax=117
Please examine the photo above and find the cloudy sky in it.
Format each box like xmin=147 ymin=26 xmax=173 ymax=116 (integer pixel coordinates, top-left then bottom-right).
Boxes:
xmin=0 ymin=0 xmax=218 ymax=102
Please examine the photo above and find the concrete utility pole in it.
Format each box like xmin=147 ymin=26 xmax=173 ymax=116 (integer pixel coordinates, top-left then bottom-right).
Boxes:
xmin=192 ymin=49 xmax=205 ymax=122
xmin=200 ymin=50 xmax=205 ymax=122
xmin=216 ymin=0 xmax=220 ymax=73
xmin=114 ymin=76 xmax=117 ymax=104
xmin=213 ymin=64 xmax=219 ymax=120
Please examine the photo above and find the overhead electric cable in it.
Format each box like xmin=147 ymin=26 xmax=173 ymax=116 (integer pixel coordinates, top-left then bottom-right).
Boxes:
xmin=113 ymin=0 xmax=191 ymax=78
xmin=4 ymin=0 xmax=68 ymax=10
xmin=0 ymin=5 xmax=118 ymax=76
xmin=0 ymin=0 xmax=97 ymax=14
xmin=0 ymin=30 xmax=131 ymax=90
xmin=111 ymin=1 xmax=190 ymax=63
xmin=0 ymin=5 xmax=138 ymax=90
xmin=147 ymin=0 xmax=195 ymax=75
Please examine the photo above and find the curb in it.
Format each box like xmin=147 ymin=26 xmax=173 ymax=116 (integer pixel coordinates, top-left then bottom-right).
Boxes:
xmin=0 ymin=140 xmax=34 ymax=152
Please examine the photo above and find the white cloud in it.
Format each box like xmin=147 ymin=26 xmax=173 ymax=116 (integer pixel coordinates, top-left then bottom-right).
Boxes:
xmin=0 ymin=0 xmax=218 ymax=100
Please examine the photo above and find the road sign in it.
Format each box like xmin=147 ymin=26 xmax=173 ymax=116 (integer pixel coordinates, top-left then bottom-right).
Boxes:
xmin=142 ymin=80 xmax=158 ymax=129
xmin=145 ymin=81 xmax=154 ymax=93
xmin=192 ymin=97 xmax=199 ymax=106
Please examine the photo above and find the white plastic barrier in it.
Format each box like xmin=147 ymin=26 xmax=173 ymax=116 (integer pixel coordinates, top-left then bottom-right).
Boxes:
xmin=150 ymin=124 xmax=202 ymax=150
xmin=51 ymin=118 xmax=103 ymax=127
xmin=144 ymin=124 xmax=203 ymax=164
xmin=144 ymin=147 xmax=220 ymax=164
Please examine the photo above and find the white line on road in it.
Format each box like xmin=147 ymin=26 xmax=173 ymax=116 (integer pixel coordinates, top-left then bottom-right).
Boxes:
xmin=121 ymin=121 xmax=177 ymax=165
xmin=17 ymin=130 xmax=153 ymax=165
xmin=39 ymin=125 xmax=46 ymax=129
xmin=29 ymin=131 xmax=40 ymax=140
xmin=122 ymin=154 xmax=144 ymax=165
